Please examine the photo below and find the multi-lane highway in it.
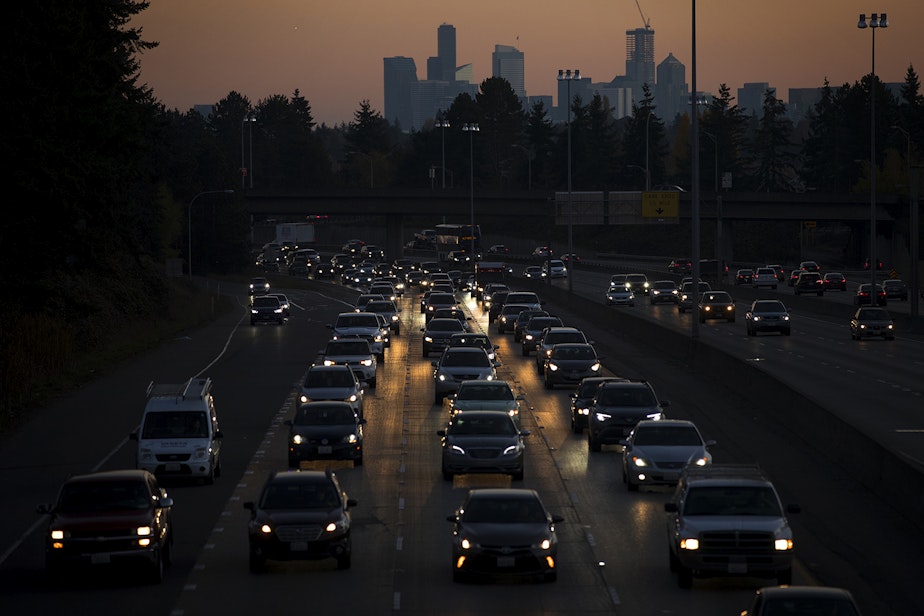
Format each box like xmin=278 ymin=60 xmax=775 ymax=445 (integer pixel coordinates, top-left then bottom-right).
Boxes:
xmin=0 ymin=267 xmax=921 ymax=616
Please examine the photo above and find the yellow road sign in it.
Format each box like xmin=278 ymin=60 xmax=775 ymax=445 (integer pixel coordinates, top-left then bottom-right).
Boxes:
xmin=641 ymin=191 xmax=679 ymax=219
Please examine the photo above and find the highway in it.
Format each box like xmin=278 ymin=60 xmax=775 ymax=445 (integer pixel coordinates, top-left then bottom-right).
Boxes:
xmin=0 ymin=266 xmax=921 ymax=616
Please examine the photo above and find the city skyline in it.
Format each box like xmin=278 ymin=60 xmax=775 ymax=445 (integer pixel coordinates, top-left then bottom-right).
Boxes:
xmin=133 ymin=1 xmax=923 ymax=126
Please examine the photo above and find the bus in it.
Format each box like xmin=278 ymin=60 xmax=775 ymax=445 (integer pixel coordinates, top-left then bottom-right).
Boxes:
xmin=434 ymin=223 xmax=480 ymax=262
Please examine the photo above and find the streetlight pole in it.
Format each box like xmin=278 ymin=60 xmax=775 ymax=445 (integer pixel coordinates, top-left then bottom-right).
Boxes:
xmin=463 ymin=123 xmax=479 ymax=277
xmin=436 ymin=119 xmax=450 ymax=189
xmin=248 ymin=116 xmax=255 ymax=189
xmin=241 ymin=115 xmax=255 ymax=188
xmin=512 ymin=144 xmax=533 ymax=190
xmin=859 ymin=12 xmax=888 ymax=296
xmin=188 ymin=190 xmax=234 ymax=279
xmin=691 ymin=0 xmax=701 ymax=340
xmin=558 ymin=69 xmax=580 ymax=293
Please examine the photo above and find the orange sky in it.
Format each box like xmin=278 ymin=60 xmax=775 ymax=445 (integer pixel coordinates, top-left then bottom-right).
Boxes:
xmin=132 ymin=1 xmax=923 ymax=126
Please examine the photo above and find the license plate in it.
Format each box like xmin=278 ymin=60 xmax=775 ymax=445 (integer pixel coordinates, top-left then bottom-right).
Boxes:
xmin=165 ymin=463 xmax=181 ymax=472
xmin=91 ymin=553 xmax=111 ymax=564
xmin=318 ymin=446 xmax=332 ymax=454
xmin=497 ymin=556 xmax=515 ymax=567
xmin=290 ymin=542 xmax=308 ymax=552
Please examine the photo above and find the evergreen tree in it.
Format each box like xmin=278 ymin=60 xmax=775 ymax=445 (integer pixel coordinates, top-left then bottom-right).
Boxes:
xmin=474 ymin=77 xmax=526 ymax=188
xmin=621 ymin=84 xmax=667 ymax=189
xmin=750 ymin=89 xmax=799 ymax=192
xmin=523 ymin=100 xmax=555 ymax=189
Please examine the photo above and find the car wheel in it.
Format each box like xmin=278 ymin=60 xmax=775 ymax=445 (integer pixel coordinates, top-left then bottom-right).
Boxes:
xmin=379 ymin=352 xmax=386 ymax=364
xmin=544 ymin=570 xmax=558 ymax=583
xmin=369 ymin=378 xmax=377 ymax=388
xmin=204 ymin=466 xmax=215 ymax=485
xmin=452 ymin=568 xmax=467 ymax=583
xmin=162 ymin=536 xmax=173 ymax=567
xmin=250 ymin=320 xmax=256 ymax=326
xmin=544 ymin=376 xmax=553 ymax=390
xmin=422 ymin=347 xmax=429 ymax=358
xmin=434 ymin=391 xmax=442 ymax=404
xmin=442 ymin=468 xmax=453 ymax=481
xmin=627 ymin=479 xmax=639 ymax=492
xmin=677 ymin=564 xmax=693 ymax=589
xmin=394 ymin=326 xmax=400 ymax=335
xmin=572 ymin=420 xmax=582 ymax=435
xmin=149 ymin=548 xmax=164 ymax=584
xmin=887 ymin=335 xmax=895 ymax=341
xmin=353 ymin=455 xmax=363 ymax=467
xmin=777 ymin=567 xmax=792 ymax=586
xmin=668 ymin=547 xmax=679 ymax=572
xmin=521 ymin=346 xmax=529 ymax=357
xmin=288 ymin=455 xmax=299 ymax=469
xmin=588 ymin=434 xmax=601 ymax=452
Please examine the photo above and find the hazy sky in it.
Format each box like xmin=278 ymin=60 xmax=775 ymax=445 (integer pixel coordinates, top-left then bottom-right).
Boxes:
xmin=132 ymin=1 xmax=923 ymax=126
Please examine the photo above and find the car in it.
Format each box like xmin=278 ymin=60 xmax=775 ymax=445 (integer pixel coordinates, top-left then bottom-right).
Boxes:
xmin=367 ymin=282 xmax=397 ymax=302
xmin=245 ymin=469 xmax=356 ymax=572
xmin=740 ymin=585 xmax=864 ymax=616
xmin=745 ymin=299 xmax=791 ymax=336
xmin=391 ymin=258 xmax=415 ymax=277
xmin=447 ymin=250 xmax=472 ymax=266
xmin=480 ymin=283 xmax=509 ymax=306
xmin=285 ymin=401 xmax=365 ymax=468
xmin=360 ymin=244 xmax=384 ymax=261
xmin=751 ymin=267 xmax=778 ymax=289
xmin=787 ymin=269 xmax=801 ymax=287
xmin=363 ymin=299 xmax=401 ymax=335
xmin=793 ymin=271 xmax=825 ymax=296
xmin=568 ymin=376 xmax=626 ymax=434
xmin=405 ymin=270 xmax=424 ymax=287
xmin=424 ymin=292 xmax=459 ymax=322
xmin=625 ymin=273 xmax=650 ymax=295
xmin=608 ymin=273 xmax=629 ymax=288
xmin=677 ymin=281 xmax=711 ymax=313
xmin=431 ymin=306 xmax=472 ymax=332
xmin=863 ymin=256 xmax=884 ymax=270
xmin=447 ymin=332 xmax=499 ymax=362
xmin=421 ymin=317 xmax=467 ymax=357
xmin=487 ymin=244 xmax=509 ymax=254
xmin=649 ymin=280 xmax=680 ymax=305
xmin=432 ymin=346 xmax=499 ymax=404
xmin=523 ymin=265 xmax=543 ymax=279
xmin=668 ymin=258 xmax=692 ymax=274
xmin=850 ymin=306 xmax=895 ymax=340
xmin=882 ymin=279 xmax=908 ymax=301
xmin=587 ymin=379 xmax=669 ymax=452
xmin=348 ymin=266 xmax=376 ymax=288
xmin=448 ymin=380 xmax=524 ymax=425
xmin=353 ymin=293 xmax=385 ymax=312
xmin=486 ymin=290 xmax=511 ymax=322
xmin=37 ymin=469 xmax=175 ymax=583
xmin=496 ymin=303 xmax=532 ymax=335
xmin=521 ymin=315 xmax=564 ymax=356
xmin=531 ymin=246 xmax=552 ymax=258
xmin=823 ymin=272 xmax=848 ymax=291
xmin=766 ymin=264 xmax=786 ymax=282
xmin=620 ymin=419 xmax=715 ymax=491
xmin=298 ymin=364 xmax=364 ymax=419
xmin=854 ymin=283 xmax=887 ymax=306
xmin=502 ymin=290 xmax=544 ymax=313
xmin=664 ymin=464 xmax=799 ymax=588
xmin=250 ymin=295 xmax=285 ymax=325
xmin=542 ymin=259 xmax=567 ymax=278
xmin=542 ymin=342 xmax=603 ymax=390
xmin=560 ymin=253 xmax=581 ymax=264
xmin=342 ymin=238 xmax=365 ymax=254
xmin=534 ymin=326 xmax=590 ymax=373
xmin=605 ymin=284 xmax=635 ymax=306
xmin=327 ymin=312 xmax=388 ymax=358
xmin=446 ymin=488 xmax=563 ymax=582
xmin=269 ymin=293 xmax=291 ymax=317
xmin=438 ymin=411 xmax=529 ymax=481
xmin=445 ymin=269 xmax=465 ymax=289
xmin=799 ymin=260 xmax=820 ymax=272
xmin=419 ymin=260 xmax=442 ymax=275
xmin=319 ymin=338 xmax=378 ymax=387
xmin=512 ymin=309 xmax=548 ymax=342
xmin=698 ymin=291 xmax=736 ymax=323
xmin=248 ymin=277 xmax=271 ymax=295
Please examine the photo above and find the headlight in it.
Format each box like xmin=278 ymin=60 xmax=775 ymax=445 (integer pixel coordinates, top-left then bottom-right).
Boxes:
xmin=646 ymin=412 xmax=663 ymax=420
xmin=547 ymin=363 xmax=559 ymax=372
xmin=139 ymin=448 xmax=153 ymax=461
xmin=360 ymin=359 xmax=373 ymax=367
xmin=194 ymin=447 xmax=208 ymax=460
xmin=461 ymin=538 xmax=473 ymax=550
xmin=774 ymin=539 xmax=793 ymax=551
xmin=590 ymin=363 xmax=601 ymax=372
xmin=136 ymin=526 xmax=152 ymax=537
xmin=424 ymin=336 xmax=433 ymax=343
xmin=539 ymin=538 xmax=552 ymax=550
xmin=630 ymin=455 xmax=649 ymax=468
xmin=594 ymin=412 xmax=612 ymax=422
xmin=51 ymin=529 xmax=66 ymax=540
xmin=299 ymin=394 xmax=309 ymax=403
xmin=292 ymin=434 xmax=304 ymax=445
xmin=680 ymin=538 xmax=699 ymax=550
xmin=323 ymin=359 xmax=335 ymax=366
xmin=342 ymin=433 xmax=358 ymax=444
xmin=260 ymin=523 xmax=273 ymax=534
xmin=348 ymin=394 xmax=358 ymax=403
xmin=438 ymin=373 xmax=448 ymax=382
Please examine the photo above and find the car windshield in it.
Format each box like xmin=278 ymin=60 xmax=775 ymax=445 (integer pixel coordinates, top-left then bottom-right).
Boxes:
xmin=462 ymin=496 xmax=546 ymax=523
xmin=337 ymin=315 xmax=379 ymax=327
xmin=449 ymin=414 xmax=517 ymax=435
xmin=703 ymin=293 xmax=732 ymax=303
xmin=428 ymin=320 xmax=464 ymax=332
xmin=253 ymin=297 xmax=279 ymax=307
xmin=633 ymin=426 xmax=702 ymax=446
xmin=547 ymin=332 xmax=585 ymax=344
xmin=260 ymin=481 xmax=340 ymax=510
xmin=365 ymin=302 xmax=395 ymax=313
xmin=326 ymin=341 xmax=370 ymax=355
xmin=305 ymin=370 xmax=355 ymax=388
xmin=683 ymin=486 xmax=782 ymax=517
xmin=57 ymin=481 xmax=151 ymax=512
xmin=754 ymin=301 xmax=786 ymax=312
xmin=859 ymin=308 xmax=890 ymax=320
xmin=529 ymin=318 xmax=562 ymax=330
xmin=553 ymin=346 xmax=595 ymax=359
xmin=441 ymin=351 xmax=490 ymax=367
xmin=457 ymin=384 xmax=513 ymax=401
xmin=142 ymin=410 xmax=209 ymax=439
xmin=597 ymin=387 xmax=656 ymax=407
xmin=760 ymin=597 xmax=860 ymax=616
xmin=293 ymin=405 xmax=356 ymax=426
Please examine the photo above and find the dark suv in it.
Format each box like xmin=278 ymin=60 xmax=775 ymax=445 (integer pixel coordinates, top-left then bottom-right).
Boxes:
xmin=587 ymin=380 xmax=669 ymax=452
xmin=251 ymin=295 xmax=285 ymax=325
xmin=245 ymin=469 xmax=356 ymax=572
xmin=793 ymin=272 xmax=824 ymax=296
xmin=38 ymin=470 xmax=175 ymax=583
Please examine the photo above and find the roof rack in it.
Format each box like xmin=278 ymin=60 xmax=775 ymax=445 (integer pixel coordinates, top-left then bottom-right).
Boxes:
xmin=146 ymin=377 xmax=211 ymax=401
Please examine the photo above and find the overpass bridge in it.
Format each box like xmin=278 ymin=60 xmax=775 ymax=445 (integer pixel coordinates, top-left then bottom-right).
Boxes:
xmin=245 ymin=189 xmax=901 ymax=260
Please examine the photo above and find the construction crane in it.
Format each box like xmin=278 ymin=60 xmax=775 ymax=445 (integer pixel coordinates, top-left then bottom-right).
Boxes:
xmin=635 ymin=0 xmax=652 ymax=30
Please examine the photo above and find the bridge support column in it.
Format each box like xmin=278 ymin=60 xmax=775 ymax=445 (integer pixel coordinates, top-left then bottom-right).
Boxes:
xmin=386 ymin=214 xmax=404 ymax=260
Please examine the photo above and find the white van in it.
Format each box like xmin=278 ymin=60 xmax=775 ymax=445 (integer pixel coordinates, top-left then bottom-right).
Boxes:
xmin=130 ymin=378 xmax=223 ymax=484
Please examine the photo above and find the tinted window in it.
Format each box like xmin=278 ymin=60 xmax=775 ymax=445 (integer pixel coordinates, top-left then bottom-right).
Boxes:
xmin=142 ymin=410 xmax=209 ymax=439
xmin=683 ymin=486 xmax=781 ymax=517
xmin=293 ymin=405 xmax=356 ymax=426
xmin=305 ymin=369 xmax=355 ymax=388
xmin=598 ymin=386 xmax=656 ymax=407
xmin=260 ymin=479 xmax=340 ymax=510
xmin=58 ymin=481 xmax=151 ymax=512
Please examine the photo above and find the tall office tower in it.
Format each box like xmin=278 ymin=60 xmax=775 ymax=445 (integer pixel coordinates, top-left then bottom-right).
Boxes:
xmin=788 ymin=87 xmax=823 ymax=123
xmin=492 ymin=44 xmax=525 ymax=97
xmin=438 ymin=23 xmax=457 ymax=82
xmin=383 ymin=56 xmax=418 ymax=129
xmin=655 ymin=52 xmax=688 ymax=122
xmin=625 ymin=27 xmax=655 ymax=87
xmin=738 ymin=82 xmax=772 ymax=116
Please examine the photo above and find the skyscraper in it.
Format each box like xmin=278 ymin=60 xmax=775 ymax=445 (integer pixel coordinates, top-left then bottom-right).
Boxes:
xmin=625 ymin=27 xmax=655 ymax=87
xmin=438 ymin=24 xmax=456 ymax=82
xmin=492 ymin=44 xmax=525 ymax=97
xmin=383 ymin=56 xmax=418 ymax=130
xmin=655 ymin=52 xmax=687 ymax=122
xmin=738 ymin=82 xmax=772 ymax=116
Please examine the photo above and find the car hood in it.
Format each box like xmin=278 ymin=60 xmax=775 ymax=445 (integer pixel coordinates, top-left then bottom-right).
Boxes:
xmin=52 ymin=509 xmax=157 ymax=529
xmin=301 ymin=387 xmax=358 ymax=400
xmin=437 ymin=367 xmax=495 ymax=377
xmin=324 ymin=354 xmax=373 ymax=363
xmin=290 ymin=425 xmax=360 ymax=438
xmin=334 ymin=326 xmax=380 ymax=335
xmin=260 ymin=508 xmax=345 ymax=525
xmin=452 ymin=400 xmax=518 ymax=412
xmin=461 ymin=521 xmax=551 ymax=545
xmin=677 ymin=515 xmax=790 ymax=535
xmin=632 ymin=444 xmax=706 ymax=463
xmin=549 ymin=359 xmax=599 ymax=368
xmin=446 ymin=434 xmax=519 ymax=447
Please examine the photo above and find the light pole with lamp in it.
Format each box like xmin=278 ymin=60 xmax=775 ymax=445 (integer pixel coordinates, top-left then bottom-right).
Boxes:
xmin=436 ymin=118 xmax=450 ymax=189
xmin=558 ymin=69 xmax=580 ymax=293
xmin=690 ymin=1 xmax=701 ymax=339
xmin=463 ymin=123 xmax=479 ymax=278
xmin=511 ymin=144 xmax=533 ymax=190
xmin=241 ymin=115 xmax=255 ymax=188
xmin=858 ymin=11 xmax=888 ymax=296
xmin=188 ymin=190 xmax=234 ymax=279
